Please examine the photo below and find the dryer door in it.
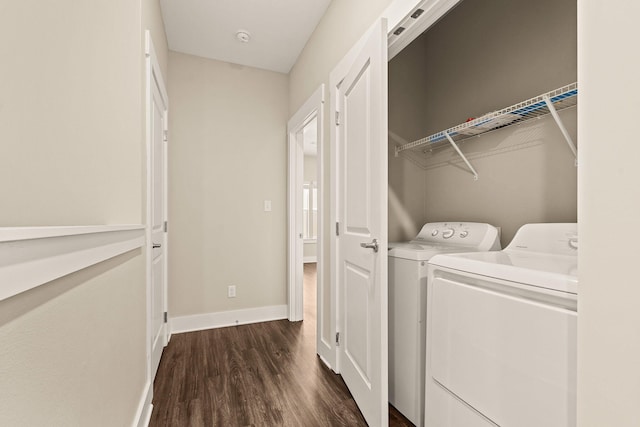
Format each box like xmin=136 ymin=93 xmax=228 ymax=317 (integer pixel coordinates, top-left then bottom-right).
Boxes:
xmin=428 ymin=274 xmax=577 ymax=427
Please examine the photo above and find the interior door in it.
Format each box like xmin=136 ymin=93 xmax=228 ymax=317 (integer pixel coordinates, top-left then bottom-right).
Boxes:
xmin=150 ymin=70 xmax=168 ymax=379
xmin=337 ymin=19 xmax=388 ymax=427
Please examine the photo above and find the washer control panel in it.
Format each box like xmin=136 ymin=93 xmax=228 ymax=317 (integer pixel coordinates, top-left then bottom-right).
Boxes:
xmin=442 ymin=228 xmax=455 ymax=239
xmin=412 ymin=222 xmax=501 ymax=251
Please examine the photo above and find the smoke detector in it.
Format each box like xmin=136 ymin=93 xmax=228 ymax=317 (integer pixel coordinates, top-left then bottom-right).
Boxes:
xmin=235 ymin=30 xmax=251 ymax=43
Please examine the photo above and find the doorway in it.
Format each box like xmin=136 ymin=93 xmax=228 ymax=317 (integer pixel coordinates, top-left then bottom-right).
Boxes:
xmin=287 ymin=85 xmax=330 ymax=363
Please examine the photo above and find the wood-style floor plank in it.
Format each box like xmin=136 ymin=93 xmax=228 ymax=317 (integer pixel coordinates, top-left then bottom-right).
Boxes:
xmin=150 ymin=263 xmax=414 ymax=426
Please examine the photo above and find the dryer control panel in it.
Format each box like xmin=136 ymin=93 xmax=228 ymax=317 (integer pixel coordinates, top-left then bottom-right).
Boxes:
xmin=507 ymin=223 xmax=578 ymax=255
xmin=412 ymin=222 xmax=501 ymax=251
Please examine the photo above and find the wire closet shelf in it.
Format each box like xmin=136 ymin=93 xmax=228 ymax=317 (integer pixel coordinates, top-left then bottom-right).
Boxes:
xmin=395 ymin=82 xmax=578 ymax=156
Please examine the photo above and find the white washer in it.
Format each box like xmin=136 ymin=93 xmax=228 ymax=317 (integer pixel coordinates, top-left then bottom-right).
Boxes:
xmin=425 ymin=223 xmax=578 ymax=427
xmin=388 ymin=222 xmax=501 ymax=426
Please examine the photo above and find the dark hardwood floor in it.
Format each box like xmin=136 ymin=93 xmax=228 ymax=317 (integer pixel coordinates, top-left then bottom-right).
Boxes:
xmin=150 ymin=263 xmax=413 ymax=426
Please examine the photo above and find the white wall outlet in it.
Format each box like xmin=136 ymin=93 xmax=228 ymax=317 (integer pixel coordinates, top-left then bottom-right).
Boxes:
xmin=264 ymin=200 xmax=272 ymax=212
xmin=228 ymin=285 xmax=236 ymax=298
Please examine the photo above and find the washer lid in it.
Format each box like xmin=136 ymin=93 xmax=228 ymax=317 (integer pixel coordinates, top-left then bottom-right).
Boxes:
xmin=388 ymin=242 xmax=479 ymax=261
xmin=429 ymin=250 xmax=578 ymax=294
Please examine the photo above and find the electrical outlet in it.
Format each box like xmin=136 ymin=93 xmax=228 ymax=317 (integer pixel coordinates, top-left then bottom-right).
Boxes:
xmin=228 ymin=285 xmax=236 ymax=298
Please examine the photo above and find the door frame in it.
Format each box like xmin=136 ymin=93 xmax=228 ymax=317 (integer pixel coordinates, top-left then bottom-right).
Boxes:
xmin=328 ymin=0 xmax=463 ymax=373
xmin=287 ymin=85 xmax=328 ymax=355
xmin=145 ymin=30 xmax=169 ymax=385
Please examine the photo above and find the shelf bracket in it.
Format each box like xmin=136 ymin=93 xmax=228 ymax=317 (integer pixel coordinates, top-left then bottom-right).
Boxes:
xmin=444 ymin=131 xmax=478 ymax=180
xmin=544 ymin=95 xmax=578 ymax=166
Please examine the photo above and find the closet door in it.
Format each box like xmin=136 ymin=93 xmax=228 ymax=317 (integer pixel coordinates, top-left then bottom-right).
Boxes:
xmin=335 ymin=18 xmax=389 ymax=427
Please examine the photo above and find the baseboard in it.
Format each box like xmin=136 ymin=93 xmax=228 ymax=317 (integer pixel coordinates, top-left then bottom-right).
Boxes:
xmin=303 ymin=256 xmax=317 ymax=263
xmin=132 ymin=380 xmax=153 ymax=427
xmin=170 ymin=305 xmax=288 ymax=334
xmin=318 ymin=353 xmax=334 ymax=372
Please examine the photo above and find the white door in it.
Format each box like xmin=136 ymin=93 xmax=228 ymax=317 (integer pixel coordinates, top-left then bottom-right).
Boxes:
xmin=337 ymin=19 xmax=388 ymax=427
xmin=149 ymin=51 xmax=168 ymax=379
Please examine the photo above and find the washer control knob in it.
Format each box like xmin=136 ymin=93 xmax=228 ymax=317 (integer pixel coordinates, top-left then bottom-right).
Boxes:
xmin=460 ymin=231 xmax=469 ymax=238
xmin=431 ymin=230 xmax=438 ymax=236
xmin=442 ymin=228 xmax=455 ymax=239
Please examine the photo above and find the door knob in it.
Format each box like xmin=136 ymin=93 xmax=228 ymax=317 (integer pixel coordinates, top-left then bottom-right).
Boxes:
xmin=152 ymin=243 xmax=161 ymax=249
xmin=360 ymin=238 xmax=379 ymax=253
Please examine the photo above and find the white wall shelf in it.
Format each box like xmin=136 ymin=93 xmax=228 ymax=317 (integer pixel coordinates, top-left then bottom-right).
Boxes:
xmin=0 ymin=225 xmax=145 ymax=301
xmin=395 ymin=82 xmax=578 ymax=177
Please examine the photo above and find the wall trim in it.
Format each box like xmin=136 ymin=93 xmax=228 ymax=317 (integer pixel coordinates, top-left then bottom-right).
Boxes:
xmin=303 ymin=256 xmax=318 ymax=263
xmin=170 ymin=305 xmax=288 ymax=334
xmin=0 ymin=225 xmax=144 ymax=301
xmin=132 ymin=380 xmax=153 ymax=427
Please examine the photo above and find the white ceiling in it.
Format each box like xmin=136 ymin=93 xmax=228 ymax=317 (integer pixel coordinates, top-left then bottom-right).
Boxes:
xmin=160 ymin=0 xmax=332 ymax=74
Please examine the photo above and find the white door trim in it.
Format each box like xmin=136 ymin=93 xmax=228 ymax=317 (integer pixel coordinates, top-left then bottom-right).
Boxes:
xmin=145 ymin=30 xmax=169 ymax=387
xmin=287 ymin=85 xmax=331 ymax=363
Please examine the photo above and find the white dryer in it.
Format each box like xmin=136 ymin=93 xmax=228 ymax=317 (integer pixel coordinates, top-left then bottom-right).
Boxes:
xmin=388 ymin=222 xmax=501 ymax=426
xmin=425 ymin=223 xmax=578 ymax=427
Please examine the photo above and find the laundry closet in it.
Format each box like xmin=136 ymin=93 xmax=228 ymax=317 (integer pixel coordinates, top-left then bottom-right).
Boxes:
xmin=386 ymin=0 xmax=577 ymax=424
xmin=388 ymin=0 xmax=578 ymax=247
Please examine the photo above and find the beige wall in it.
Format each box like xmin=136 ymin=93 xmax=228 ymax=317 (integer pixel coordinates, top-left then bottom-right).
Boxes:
xmin=418 ymin=0 xmax=576 ymax=136
xmin=389 ymin=0 xmax=577 ymax=245
xmin=388 ymin=35 xmax=430 ymax=242
xmin=577 ymin=1 xmax=640 ymax=426
xmin=143 ymin=0 xmax=169 ymax=78
xmin=304 ymin=241 xmax=318 ymax=260
xmin=0 ymin=0 xmax=143 ymax=226
xmin=0 ymin=0 xmax=168 ymax=425
xmin=168 ymin=52 xmax=289 ymax=316
xmin=0 ymin=253 xmax=145 ymax=426
xmin=422 ymin=112 xmax=577 ymax=246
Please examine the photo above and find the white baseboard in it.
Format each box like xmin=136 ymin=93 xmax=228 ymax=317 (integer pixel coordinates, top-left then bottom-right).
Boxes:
xmin=132 ymin=380 xmax=153 ymax=427
xmin=318 ymin=353 xmax=334 ymax=372
xmin=170 ymin=304 xmax=288 ymax=334
xmin=303 ymin=256 xmax=317 ymax=263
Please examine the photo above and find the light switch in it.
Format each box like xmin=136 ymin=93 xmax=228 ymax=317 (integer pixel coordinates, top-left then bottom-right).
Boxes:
xmin=264 ymin=200 xmax=272 ymax=212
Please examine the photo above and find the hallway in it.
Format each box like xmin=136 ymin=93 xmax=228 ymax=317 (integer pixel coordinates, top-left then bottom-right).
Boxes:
xmin=149 ymin=263 xmax=412 ymax=426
